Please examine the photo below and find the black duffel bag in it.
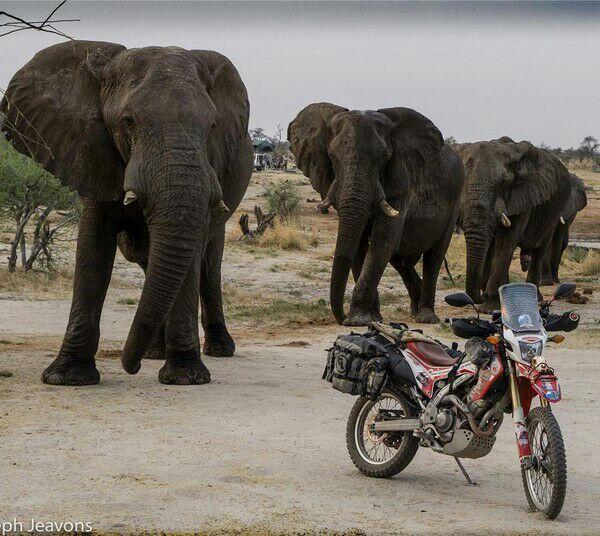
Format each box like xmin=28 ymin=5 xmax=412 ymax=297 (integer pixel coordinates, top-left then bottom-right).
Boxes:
xmin=323 ymin=333 xmax=389 ymax=397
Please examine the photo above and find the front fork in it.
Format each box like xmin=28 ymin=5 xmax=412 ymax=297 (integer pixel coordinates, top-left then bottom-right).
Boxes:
xmin=507 ymin=360 xmax=533 ymax=469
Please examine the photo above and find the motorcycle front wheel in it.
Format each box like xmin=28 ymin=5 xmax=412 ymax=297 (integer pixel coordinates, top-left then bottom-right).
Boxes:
xmin=346 ymin=388 xmax=419 ymax=478
xmin=521 ymin=406 xmax=567 ymax=519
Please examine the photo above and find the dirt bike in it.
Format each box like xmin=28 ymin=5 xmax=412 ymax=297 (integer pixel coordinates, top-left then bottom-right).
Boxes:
xmin=332 ymin=282 xmax=578 ymax=519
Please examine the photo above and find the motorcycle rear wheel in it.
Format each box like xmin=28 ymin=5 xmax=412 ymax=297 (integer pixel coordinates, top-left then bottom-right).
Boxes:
xmin=346 ymin=389 xmax=419 ymax=478
xmin=521 ymin=406 xmax=567 ymax=519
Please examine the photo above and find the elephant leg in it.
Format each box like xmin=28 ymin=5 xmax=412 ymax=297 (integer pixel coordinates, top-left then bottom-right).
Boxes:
xmin=158 ymin=253 xmax=210 ymax=385
xmin=345 ymin=218 xmax=403 ymax=326
xmin=352 ymin=230 xmax=380 ymax=318
xmin=482 ymin=232 xmax=518 ymax=313
xmin=539 ymin=256 xmax=554 ymax=286
xmin=42 ymin=200 xmax=118 ymax=386
xmin=390 ymin=256 xmax=421 ymax=316
xmin=552 ymin=227 xmax=570 ymax=284
xmin=415 ymin=227 xmax=454 ymax=324
xmin=201 ymin=227 xmax=235 ymax=357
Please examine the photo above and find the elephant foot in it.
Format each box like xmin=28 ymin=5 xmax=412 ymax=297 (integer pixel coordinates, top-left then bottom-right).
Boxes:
xmin=42 ymin=357 xmax=100 ymax=386
xmin=413 ymin=308 xmax=440 ymax=324
xmin=158 ymin=355 xmax=211 ymax=385
xmin=478 ymin=297 xmax=500 ymax=314
xmin=203 ymin=323 xmax=235 ymax=357
xmin=343 ymin=307 xmax=383 ymax=327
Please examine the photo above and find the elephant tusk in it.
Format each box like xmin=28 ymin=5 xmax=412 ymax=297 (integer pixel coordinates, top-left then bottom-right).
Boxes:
xmin=217 ymin=200 xmax=230 ymax=214
xmin=501 ymin=212 xmax=511 ymax=227
xmin=123 ymin=190 xmax=137 ymax=205
xmin=380 ymin=199 xmax=400 ymax=218
xmin=560 ymin=216 xmax=565 ymax=224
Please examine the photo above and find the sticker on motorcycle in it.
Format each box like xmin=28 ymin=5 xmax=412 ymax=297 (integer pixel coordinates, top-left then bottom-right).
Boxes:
xmin=532 ymin=375 xmax=562 ymax=402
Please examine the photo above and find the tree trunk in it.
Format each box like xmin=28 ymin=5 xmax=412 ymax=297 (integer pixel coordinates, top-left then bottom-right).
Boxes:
xmin=7 ymin=211 xmax=33 ymax=272
xmin=19 ymin=232 xmax=26 ymax=268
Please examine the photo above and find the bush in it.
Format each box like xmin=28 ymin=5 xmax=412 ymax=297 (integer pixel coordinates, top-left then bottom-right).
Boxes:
xmin=258 ymin=220 xmax=307 ymax=251
xmin=263 ymin=180 xmax=300 ymax=220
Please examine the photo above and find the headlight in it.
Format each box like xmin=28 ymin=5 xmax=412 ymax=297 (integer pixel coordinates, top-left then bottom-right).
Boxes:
xmin=518 ymin=341 xmax=543 ymax=361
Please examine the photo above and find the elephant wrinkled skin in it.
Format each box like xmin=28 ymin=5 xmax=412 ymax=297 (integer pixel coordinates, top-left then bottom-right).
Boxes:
xmin=456 ymin=137 xmax=571 ymax=312
xmin=1 ymin=41 xmax=253 ymax=385
xmin=288 ymin=103 xmax=464 ymax=325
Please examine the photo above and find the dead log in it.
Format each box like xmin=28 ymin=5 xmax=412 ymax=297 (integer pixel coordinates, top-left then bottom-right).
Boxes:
xmin=239 ymin=205 xmax=277 ymax=240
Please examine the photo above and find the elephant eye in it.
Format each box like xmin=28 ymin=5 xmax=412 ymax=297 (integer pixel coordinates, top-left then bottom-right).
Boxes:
xmin=121 ymin=115 xmax=134 ymax=131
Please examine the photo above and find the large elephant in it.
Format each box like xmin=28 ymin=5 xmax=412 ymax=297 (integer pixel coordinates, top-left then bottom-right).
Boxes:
xmin=456 ymin=137 xmax=571 ymax=311
xmin=520 ymin=173 xmax=587 ymax=285
xmin=288 ymin=103 xmax=464 ymax=325
xmin=0 ymin=41 xmax=253 ymax=385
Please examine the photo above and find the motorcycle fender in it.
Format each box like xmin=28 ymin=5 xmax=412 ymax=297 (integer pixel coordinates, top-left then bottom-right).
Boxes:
xmin=532 ymin=374 xmax=562 ymax=403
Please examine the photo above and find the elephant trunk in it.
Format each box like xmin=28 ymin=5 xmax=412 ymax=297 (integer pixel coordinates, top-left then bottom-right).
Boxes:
xmin=464 ymin=229 xmax=491 ymax=304
xmin=330 ymin=191 xmax=371 ymax=324
xmin=121 ymin=150 xmax=210 ymax=374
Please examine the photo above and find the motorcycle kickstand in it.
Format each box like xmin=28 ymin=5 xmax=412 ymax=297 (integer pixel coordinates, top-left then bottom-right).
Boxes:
xmin=454 ymin=457 xmax=476 ymax=485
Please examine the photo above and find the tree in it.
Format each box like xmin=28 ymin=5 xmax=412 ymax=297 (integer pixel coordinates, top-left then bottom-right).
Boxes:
xmin=578 ymin=136 xmax=599 ymax=157
xmin=249 ymin=127 xmax=269 ymax=141
xmin=0 ymin=139 xmax=79 ymax=272
xmin=444 ymin=136 xmax=457 ymax=146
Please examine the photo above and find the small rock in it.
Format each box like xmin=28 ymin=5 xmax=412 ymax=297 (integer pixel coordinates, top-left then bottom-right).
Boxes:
xmin=0 ymin=370 xmax=13 ymax=378
xmin=583 ymin=288 xmax=593 ymax=295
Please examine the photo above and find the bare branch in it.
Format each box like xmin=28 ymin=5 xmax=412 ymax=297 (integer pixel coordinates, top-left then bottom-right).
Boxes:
xmin=0 ymin=1 xmax=78 ymax=40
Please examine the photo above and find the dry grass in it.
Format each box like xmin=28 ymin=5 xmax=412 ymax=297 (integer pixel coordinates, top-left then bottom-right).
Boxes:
xmin=0 ymin=266 xmax=74 ymax=300
xmin=259 ymin=221 xmax=308 ymax=251
xmin=223 ymin=283 xmax=332 ymax=326
xmin=575 ymin=250 xmax=600 ymax=276
xmin=227 ymin=218 xmax=318 ymax=252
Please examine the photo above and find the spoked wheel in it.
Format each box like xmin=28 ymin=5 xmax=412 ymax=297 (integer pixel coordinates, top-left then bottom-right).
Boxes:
xmin=521 ymin=406 xmax=567 ymax=519
xmin=346 ymin=389 xmax=419 ymax=478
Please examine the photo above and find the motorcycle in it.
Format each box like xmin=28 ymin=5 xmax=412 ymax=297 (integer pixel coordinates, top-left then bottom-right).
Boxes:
xmin=344 ymin=282 xmax=578 ymax=519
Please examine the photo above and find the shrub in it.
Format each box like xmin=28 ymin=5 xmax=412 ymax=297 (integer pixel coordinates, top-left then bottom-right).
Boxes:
xmin=263 ymin=180 xmax=300 ymax=220
xmin=258 ymin=220 xmax=307 ymax=250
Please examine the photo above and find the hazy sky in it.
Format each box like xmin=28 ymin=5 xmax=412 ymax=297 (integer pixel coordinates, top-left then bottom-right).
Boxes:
xmin=1 ymin=1 xmax=599 ymax=148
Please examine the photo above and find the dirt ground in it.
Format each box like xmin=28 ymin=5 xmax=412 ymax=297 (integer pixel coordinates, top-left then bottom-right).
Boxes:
xmin=1 ymin=169 xmax=600 ymax=534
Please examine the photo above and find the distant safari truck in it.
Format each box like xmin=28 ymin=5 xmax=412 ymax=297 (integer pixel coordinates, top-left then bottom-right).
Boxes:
xmin=253 ymin=139 xmax=275 ymax=171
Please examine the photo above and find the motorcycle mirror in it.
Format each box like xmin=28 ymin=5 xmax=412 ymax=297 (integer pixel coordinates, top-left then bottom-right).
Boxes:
xmin=445 ymin=292 xmax=475 ymax=308
xmin=553 ymin=283 xmax=576 ymax=301
xmin=444 ymin=292 xmax=479 ymax=318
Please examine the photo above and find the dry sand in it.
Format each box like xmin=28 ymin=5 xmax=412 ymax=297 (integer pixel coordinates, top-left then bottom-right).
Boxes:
xmin=1 ymin=170 xmax=600 ymax=534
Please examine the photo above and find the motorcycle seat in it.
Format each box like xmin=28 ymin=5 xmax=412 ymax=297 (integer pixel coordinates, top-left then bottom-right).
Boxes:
xmin=406 ymin=341 xmax=458 ymax=367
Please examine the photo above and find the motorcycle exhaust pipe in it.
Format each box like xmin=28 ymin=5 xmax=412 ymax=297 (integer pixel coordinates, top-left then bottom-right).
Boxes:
xmin=371 ymin=418 xmax=421 ymax=433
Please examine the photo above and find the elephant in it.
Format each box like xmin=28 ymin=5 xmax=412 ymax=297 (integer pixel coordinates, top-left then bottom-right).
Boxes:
xmin=0 ymin=41 xmax=253 ymax=385
xmin=288 ymin=103 xmax=464 ymax=325
xmin=456 ymin=137 xmax=571 ymax=312
xmin=520 ymin=173 xmax=587 ymax=285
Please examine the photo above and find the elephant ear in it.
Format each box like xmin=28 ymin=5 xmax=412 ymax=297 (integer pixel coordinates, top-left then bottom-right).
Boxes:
xmin=190 ymin=50 xmax=252 ymax=185
xmin=563 ymin=173 xmax=588 ymax=219
xmin=1 ymin=41 xmax=126 ymax=201
xmin=504 ymin=141 xmax=560 ymax=216
xmin=377 ymin=107 xmax=443 ymax=197
xmin=287 ymin=102 xmax=347 ymax=197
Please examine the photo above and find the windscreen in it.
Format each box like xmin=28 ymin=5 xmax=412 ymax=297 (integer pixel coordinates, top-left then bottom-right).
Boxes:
xmin=499 ymin=283 xmax=542 ymax=332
